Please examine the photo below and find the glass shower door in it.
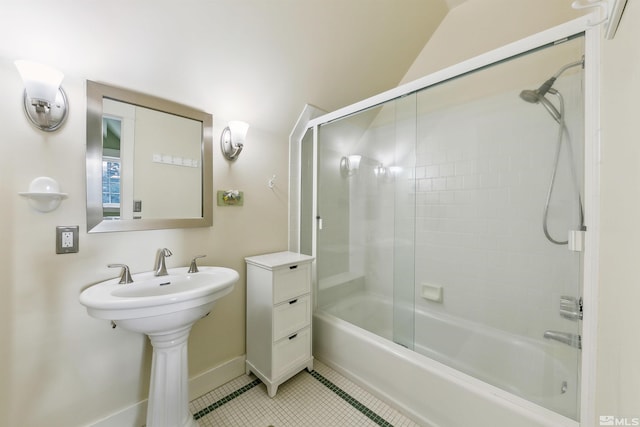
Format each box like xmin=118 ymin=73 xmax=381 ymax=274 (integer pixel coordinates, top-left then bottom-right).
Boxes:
xmin=315 ymin=98 xmax=416 ymax=348
xmin=308 ymin=32 xmax=584 ymax=421
xmin=392 ymin=94 xmax=416 ymax=350
xmin=412 ymin=36 xmax=584 ymax=419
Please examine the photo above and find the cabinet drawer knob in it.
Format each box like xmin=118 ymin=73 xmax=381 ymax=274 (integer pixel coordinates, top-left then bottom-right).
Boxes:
xmin=289 ymin=265 xmax=298 ymax=270
xmin=289 ymin=299 xmax=298 ymax=305
xmin=288 ymin=333 xmax=298 ymax=340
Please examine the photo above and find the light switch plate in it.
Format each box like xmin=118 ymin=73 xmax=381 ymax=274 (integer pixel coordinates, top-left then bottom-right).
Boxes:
xmin=56 ymin=226 xmax=79 ymax=254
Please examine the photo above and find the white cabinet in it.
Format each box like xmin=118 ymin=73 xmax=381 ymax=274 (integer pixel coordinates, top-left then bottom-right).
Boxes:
xmin=245 ymin=251 xmax=314 ymax=397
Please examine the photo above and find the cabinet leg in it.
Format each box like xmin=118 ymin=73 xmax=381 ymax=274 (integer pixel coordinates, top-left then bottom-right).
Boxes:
xmin=267 ymin=384 xmax=278 ymax=398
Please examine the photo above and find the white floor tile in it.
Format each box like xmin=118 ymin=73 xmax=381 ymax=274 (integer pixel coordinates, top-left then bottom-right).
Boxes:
xmin=189 ymin=360 xmax=421 ymax=427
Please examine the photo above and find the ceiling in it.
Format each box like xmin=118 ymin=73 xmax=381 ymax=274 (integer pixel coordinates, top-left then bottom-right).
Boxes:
xmin=0 ymin=0 xmax=453 ymax=137
xmin=445 ymin=0 xmax=470 ymax=9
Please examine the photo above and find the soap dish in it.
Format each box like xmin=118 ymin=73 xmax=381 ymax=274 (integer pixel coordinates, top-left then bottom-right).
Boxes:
xmin=19 ymin=176 xmax=68 ymax=212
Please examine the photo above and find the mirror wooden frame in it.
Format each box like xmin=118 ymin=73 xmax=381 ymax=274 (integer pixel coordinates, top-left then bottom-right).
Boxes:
xmin=86 ymin=80 xmax=213 ymax=233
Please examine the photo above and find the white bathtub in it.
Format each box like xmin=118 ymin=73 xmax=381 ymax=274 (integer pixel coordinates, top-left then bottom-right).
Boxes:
xmin=315 ymin=292 xmax=579 ymax=427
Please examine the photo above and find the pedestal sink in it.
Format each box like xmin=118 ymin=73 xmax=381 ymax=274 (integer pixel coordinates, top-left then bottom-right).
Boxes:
xmin=79 ymin=266 xmax=238 ymax=427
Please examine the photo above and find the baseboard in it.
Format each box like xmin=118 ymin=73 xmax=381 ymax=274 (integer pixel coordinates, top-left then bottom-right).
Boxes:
xmin=189 ymin=355 xmax=246 ymax=400
xmin=90 ymin=355 xmax=246 ymax=427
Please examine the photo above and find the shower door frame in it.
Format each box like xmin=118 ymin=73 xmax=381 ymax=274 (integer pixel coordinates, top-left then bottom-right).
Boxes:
xmin=292 ymin=14 xmax=601 ymax=426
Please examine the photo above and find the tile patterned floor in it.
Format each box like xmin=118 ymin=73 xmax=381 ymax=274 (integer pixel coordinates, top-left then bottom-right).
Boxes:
xmin=189 ymin=360 xmax=421 ymax=427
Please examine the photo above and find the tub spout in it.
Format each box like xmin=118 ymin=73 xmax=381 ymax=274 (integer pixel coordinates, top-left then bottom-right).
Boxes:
xmin=543 ymin=330 xmax=581 ymax=349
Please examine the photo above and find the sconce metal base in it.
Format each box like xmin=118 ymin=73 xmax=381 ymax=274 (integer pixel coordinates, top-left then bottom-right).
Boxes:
xmin=22 ymin=87 xmax=68 ymax=132
xmin=220 ymin=126 xmax=243 ymax=161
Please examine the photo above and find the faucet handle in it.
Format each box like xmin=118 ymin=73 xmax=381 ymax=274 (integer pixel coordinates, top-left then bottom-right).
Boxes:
xmin=108 ymin=264 xmax=133 ymax=284
xmin=560 ymin=296 xmax=583 ymax=320
xmin=188 ymin=255 xmax=206 ymax=273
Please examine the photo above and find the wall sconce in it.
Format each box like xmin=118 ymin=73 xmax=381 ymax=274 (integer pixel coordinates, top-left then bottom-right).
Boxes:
xmin=220 ymin=120 xmax=249 ymax=161
xmin=374 ymin=164 xmax=402 ymax=179
xmin=374 ymin=164 xmax=387 ymax=178
xmin=15 ymin=60 xmax=68 ymax=132
xmin=340 ymin=155 xmax=361 ymax=177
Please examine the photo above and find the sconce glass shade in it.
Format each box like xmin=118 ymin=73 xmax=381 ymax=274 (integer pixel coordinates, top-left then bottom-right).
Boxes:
xmin=221 ymin=120 xmax=249 ymax=161
xmin=14 ymin=60 xmax=68 ymax=132
xmin=228 ymin=121 xmax=249 ymax=145
xmin=374 ymin=164 xmax=387 ymax=177
xmin=340 ymin=154 xmax=362 ymax=177
xmin=15 ymin=60 xmax=64 ymax=103
xmin=348 ymin=155 xmax=361 ymax=171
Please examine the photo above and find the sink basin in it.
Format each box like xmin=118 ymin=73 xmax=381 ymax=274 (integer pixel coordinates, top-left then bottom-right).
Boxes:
xmin=79 ymin=265 xmax=238 ymax=427
xmin=80 ymin=266 xmax=238 ymax=334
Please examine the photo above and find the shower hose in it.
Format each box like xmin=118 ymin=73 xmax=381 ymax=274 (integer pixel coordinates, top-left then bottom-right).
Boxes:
xmin=542 ymin=90 xmax=585 ymax=245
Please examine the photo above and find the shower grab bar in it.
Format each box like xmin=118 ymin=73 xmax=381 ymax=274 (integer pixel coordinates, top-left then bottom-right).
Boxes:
xmin=543 ymin=330 xmax=582 ymax=349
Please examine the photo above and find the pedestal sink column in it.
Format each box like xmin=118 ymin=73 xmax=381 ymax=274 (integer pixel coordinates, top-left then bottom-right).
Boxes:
xmin=146 ymin=326 xmax=198 ymax=427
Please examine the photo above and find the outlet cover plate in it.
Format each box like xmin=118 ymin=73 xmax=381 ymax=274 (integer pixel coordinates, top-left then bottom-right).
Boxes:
xmin=56 ymin=226 xmax=79 ymax=254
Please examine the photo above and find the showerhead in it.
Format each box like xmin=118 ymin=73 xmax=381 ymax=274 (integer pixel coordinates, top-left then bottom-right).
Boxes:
xmin=518 ymin=76 xmax=557 ymax=104
xmin=519 ymin=58 xmax=584 ymax=122
xmin=519 ymin=88 xmax=562 ymax=123
xmin=519 ymin=89 xmax=541 ymax=104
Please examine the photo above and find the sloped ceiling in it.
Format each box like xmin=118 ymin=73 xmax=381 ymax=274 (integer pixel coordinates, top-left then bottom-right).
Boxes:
xmin=445 ymin=0 xmax=470 ymax=9
xmin=0 ymin=0 xmax=450 ymax=136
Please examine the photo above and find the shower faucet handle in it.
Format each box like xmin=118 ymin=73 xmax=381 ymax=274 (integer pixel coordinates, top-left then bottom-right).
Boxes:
xmin=560 ymin=296 xmax=583 ymax=321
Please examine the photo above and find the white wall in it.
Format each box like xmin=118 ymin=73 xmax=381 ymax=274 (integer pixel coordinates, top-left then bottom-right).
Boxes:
xmin=0 ymin=59 xmax=289 ymax=427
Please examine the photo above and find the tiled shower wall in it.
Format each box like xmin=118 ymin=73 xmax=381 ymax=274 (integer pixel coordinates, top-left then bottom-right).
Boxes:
xmin=349 ymin=73 xmax=584 ymax=341
xmin=414 ymin=77 xmax=583 ymax=339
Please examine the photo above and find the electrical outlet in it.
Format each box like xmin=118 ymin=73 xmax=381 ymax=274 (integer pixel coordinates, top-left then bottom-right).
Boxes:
xmin=61 ymin=231 xmax=74 ymax=248
xmin=56 ymin=226 xmax=79 ymax=254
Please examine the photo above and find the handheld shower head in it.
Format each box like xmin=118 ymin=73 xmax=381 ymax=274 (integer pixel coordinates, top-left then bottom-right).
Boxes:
xmin=519 ymin=88 xmax=561 ymax=123
xmin=519 ymin=89 xmax=541 ymax=104
xmin=519 ymin=57 xmax=583 ymax=122
xmin=519 ymin=76 xmax=558 ymax=105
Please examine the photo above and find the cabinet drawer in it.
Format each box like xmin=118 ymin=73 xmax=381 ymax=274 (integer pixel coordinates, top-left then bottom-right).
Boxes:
xmin=273 ymin=327 xmax=311 ymax=378
xmin=273 ymin=295 xmax=311 ymax=341
xmin=273 ymin=263 xmax=310 ymax=304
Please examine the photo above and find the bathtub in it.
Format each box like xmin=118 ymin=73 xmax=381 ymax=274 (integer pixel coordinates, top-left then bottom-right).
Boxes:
xmin=314 ymin=292 xmax=579 ymax=427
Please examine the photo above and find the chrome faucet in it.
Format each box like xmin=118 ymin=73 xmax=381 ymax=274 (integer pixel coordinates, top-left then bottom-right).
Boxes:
xmin=543 ymin=330 xmax=582 ymax=349
xmin=154 ymin=248 xmax=173 ymax=276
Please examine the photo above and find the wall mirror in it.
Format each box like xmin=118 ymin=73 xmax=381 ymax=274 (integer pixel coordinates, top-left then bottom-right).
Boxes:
xmin=86 ymin=80 xmax=213 ymax=233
